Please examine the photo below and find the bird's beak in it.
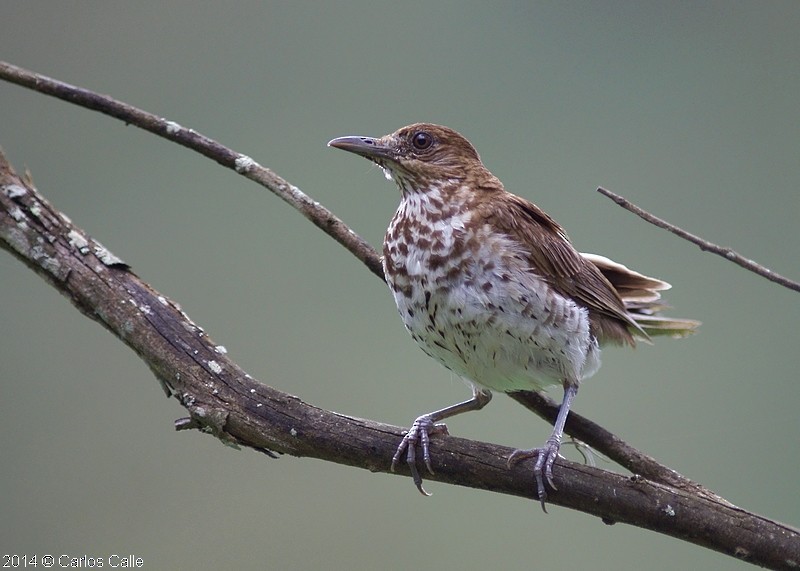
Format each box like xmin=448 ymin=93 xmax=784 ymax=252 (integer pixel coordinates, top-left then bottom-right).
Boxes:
xmin=328 ymin=135 xmax=393 ymax=160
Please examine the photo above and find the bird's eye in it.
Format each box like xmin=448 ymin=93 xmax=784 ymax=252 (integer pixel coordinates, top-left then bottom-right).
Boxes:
xmin=411 ymin=131 xmax=433 ymax=151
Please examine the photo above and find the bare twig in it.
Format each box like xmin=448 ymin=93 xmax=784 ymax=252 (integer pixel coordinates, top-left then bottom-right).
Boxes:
xmin=597 ymin=187 xmax=800 ymax=293
xmin=0 ymin=61 xmax=384 ymax=280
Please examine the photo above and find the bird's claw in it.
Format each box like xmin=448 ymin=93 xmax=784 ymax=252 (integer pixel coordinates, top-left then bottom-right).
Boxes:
xmin=507 ymin=438 xmax=562 ymax=512
xmin=391 ymin=415 xmax=449 ymax=496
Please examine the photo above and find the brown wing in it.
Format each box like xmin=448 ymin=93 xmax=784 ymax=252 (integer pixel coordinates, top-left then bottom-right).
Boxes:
xmin=478 ymin=192 xmax=645 ymax=345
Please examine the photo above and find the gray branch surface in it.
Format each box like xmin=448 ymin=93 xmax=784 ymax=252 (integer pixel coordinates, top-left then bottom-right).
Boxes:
xmin=1 ymin=61 xmax=799 ymax=569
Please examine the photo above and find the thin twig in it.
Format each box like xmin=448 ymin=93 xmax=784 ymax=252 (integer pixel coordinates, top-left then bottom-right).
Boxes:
xmin=597 ymin=187 xmax=800 ymax=293
xmin=0 ymin=61 xmax=385 ymax=281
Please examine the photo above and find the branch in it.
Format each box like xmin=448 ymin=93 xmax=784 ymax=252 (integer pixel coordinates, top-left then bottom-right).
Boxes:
xmin=597 ymin=186 xmax=800 ymax=293
xmin=2 ymin=59 xmax=703 ymax=497
xmin=2 ymin=152 xmax=798 ymax=571
xmin=0 ymin=60 xmax=686 ymax=484
xmin=0 ymin=61 xmax=384 ymax=281
xmin=508 ymin=391 xmax=723 ymax=501
xmin=2 ymin=61 xmax=799 ymax=568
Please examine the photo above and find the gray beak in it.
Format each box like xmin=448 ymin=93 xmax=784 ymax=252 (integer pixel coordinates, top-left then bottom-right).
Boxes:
xmin=328 ymin=135 xmax=393 ymax=160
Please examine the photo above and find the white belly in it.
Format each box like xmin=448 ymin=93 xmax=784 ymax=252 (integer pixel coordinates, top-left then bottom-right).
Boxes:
xmin=384 ymin=219 xmax=600 ymax=392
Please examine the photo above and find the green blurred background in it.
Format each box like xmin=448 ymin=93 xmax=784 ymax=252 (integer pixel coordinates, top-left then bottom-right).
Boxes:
xmin=2 ymin=2 xmax=798 ymax=569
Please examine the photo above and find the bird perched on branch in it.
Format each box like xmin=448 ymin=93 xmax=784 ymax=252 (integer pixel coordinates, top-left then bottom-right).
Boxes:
xmin=329 ymin=123 xmax=699 ymax=509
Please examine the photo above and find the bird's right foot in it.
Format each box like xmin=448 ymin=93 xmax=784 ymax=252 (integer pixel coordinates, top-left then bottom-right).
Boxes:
xmin=391 ymin=415 xmax=449 ymax=495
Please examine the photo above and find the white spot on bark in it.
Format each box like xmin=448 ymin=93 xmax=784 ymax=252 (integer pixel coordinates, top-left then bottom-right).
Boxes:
xmin=40 ymin=257 xmax=61 ymax=275
xmin=68 ymin=230 xmax=91 ymax=254
xmin=6 ymin=227 xmax=30 ymax=254
xmin=208 ymin=360 xmax=223 ymax=374
xmin=3 ymin=184 xmax=27 ymax=198
xmin=165 ymin=121 xmax=182 ymax=135
xmin=235 ymin=155 xmax=256 ymax=173
xmin=94 ymin=242 xmax=126 ymax=266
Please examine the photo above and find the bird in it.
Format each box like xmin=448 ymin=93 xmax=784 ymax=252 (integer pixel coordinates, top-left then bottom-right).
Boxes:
xmin=328 ymin=123 xmax=699 ymax=509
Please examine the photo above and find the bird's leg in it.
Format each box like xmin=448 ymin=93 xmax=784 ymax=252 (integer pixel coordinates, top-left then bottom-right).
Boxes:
xmin=507 ymin=383 xmax=578 ymax=511
xmin=392 ymin=386 xmax=492 ymax=495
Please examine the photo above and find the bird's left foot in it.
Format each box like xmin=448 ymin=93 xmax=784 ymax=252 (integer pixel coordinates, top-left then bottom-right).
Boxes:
xmin=507 ymin=438 xmax=562 ymax=512
xmin=391 ymin=415 xmax=449 ymax=496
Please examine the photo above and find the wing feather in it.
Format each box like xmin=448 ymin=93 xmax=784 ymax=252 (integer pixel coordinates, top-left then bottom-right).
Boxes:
xmin=478 ymin=193 xmax=644 ymax=344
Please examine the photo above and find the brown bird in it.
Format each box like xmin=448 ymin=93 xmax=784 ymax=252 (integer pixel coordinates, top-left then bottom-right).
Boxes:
xmin=329 ymin=123 xmax=699 ymax=509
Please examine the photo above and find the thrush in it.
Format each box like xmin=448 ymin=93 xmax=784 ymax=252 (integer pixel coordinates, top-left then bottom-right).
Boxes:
xmin=329 ymin=123 xmax=699 ymax=509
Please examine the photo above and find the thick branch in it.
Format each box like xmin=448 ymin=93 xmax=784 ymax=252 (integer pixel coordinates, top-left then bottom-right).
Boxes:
xmin=0 ymin=59 xmax=687 ymax=485
xmin=597 ymin=187 xmax=800 ymax=293
xmin=2 ymin=60 xmax=799 ymax=568
xmin=1 ymin=60 xmax=699 ymax=486
xmin=2 ymin=141 xmax=798 ymax=571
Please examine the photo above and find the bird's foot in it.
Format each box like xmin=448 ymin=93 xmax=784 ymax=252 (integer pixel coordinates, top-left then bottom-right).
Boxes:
xmin=391 ymin=415 xmax=449 ymax=496
xmin=507 ymin=437 xmax=562 ymax=512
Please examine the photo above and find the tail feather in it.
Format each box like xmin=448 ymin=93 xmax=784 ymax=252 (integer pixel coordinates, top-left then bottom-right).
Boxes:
xmin=632 ymin=314 xmax=702 ymax=339
xmin=582 ymin=253 xmax=700 ymax=340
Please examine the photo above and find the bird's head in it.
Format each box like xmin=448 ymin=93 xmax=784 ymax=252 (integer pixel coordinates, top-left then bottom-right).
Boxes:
xmin=329 ymin=123 xmax=494 ymax=196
